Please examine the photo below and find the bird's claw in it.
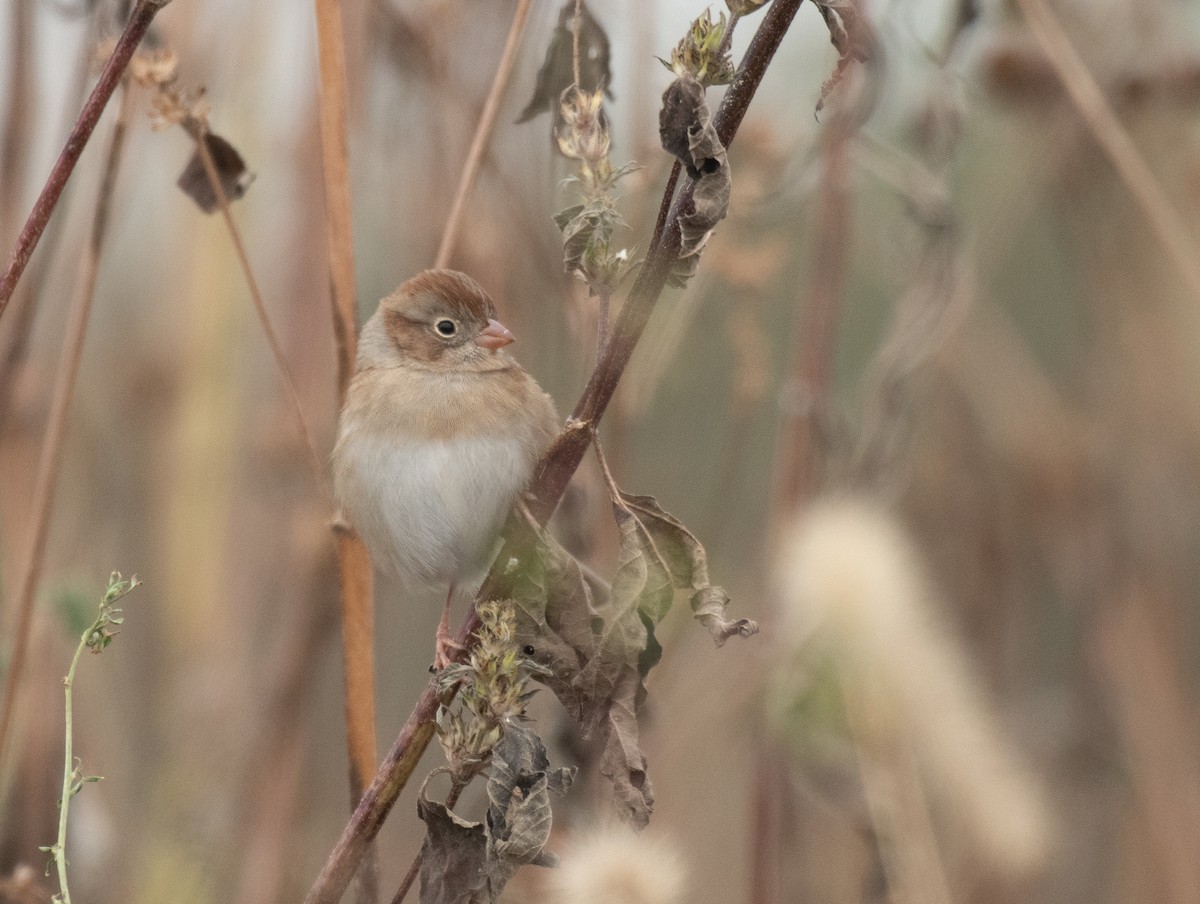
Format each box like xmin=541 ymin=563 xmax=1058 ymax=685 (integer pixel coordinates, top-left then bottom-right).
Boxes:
xmin=433 ymin=632 xmax=465 ymax=671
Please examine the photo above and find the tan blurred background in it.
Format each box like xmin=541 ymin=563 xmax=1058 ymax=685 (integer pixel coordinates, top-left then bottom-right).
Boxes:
xmin=3 ymin=1 xmax=1200 ymax=903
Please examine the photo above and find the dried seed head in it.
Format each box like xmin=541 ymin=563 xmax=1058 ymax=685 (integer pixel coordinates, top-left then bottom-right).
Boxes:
xmin=661 ymin=8 xmax=735 ymax=87
xmin=775 ymin=496 xmax=1055 ymax=873
xmin=548 ymin=824 xmax=686 ymax=904
xmin=556 ymin=86 xmax=611 ymax=169
xmin=128 ymin=48 xmax=179 ymax=89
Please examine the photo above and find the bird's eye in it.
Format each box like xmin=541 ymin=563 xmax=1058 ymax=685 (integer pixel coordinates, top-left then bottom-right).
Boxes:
xmin=435 ymin=319 xmax=458 ymax=337
xmin=522 ymin=644 xmax=536 ymax=657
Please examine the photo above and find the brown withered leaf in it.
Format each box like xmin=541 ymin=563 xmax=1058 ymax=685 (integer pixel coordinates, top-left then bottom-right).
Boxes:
xmin=615 ymin=492 xmax=759 ymax=645
xmin=506 ymin=486 xmax=754 ymax=829
xmin=657 ymin=74 xmax=731 ymax=288
xmin=176 ymin=132 xmax=254 ymax=213
xmin=509 ymin=522 xmax=656 ymax=827
xmin=487 ymin=723 xmax=575 ymax=868
xmin=418 ymin=722 xmax=573 ymax=904
xmin=813 ymin=0 xmax=876 ymax=112
xmin=505 ymin=525 xmax=598 ymax=715
xmin=417 ymin=796 xmax=488 ymax=904
xmin=516 ymin=0 xmax=612 ymax=125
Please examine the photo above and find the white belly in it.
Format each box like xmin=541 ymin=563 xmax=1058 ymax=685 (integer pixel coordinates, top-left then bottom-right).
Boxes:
xmin=334 ymin=432 xmax=530 ymax=588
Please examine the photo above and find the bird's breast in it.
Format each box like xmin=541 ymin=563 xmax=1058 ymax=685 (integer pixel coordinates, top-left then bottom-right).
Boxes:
xmin=333 ymin=429 xmax=533 ymax=587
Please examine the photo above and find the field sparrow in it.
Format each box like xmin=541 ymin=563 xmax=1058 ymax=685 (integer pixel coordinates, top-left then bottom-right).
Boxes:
xmin=332 ymin=270 xmax=559 ymax=668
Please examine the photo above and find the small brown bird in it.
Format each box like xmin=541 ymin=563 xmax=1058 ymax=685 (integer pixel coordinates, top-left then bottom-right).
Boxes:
xmin=332 ymin=270 xmax=559 ymax=668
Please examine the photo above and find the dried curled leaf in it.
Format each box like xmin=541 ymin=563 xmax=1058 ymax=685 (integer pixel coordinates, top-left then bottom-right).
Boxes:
xmin=418 ymin=722 xmax=574 ymax=904
xmin=813 ymin=0 xmax=876 ymax=112
xmin=658 ymin=75 xmax=731 ymax=288
xmin=691 ymin=585 xmax=759 ymax=646
xmin=614 ymin=493 xmax=759 ymax=645
xmin=516 ymin=0 xmax=612 ymax=125
xmin=176 ymin=132 xmax=254 ymax=213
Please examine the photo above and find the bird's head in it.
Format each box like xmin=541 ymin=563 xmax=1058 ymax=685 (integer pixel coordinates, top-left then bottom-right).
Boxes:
xmin=358 ymin=269 xmax=515 ymax=371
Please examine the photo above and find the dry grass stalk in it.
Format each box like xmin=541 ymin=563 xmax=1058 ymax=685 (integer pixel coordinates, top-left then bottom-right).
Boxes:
xmin=0 ymin=85 xmax=133 ymax=776
xmin=312 ymin=6 xmax=378 ymax=900
xmin=433 ymin=0 xmax=534 ymax=269
xmin=1014 ymin=0 xmax=1200 ymax=307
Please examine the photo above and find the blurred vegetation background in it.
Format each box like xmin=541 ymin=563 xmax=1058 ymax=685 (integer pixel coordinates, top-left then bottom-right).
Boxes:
xmin=3 ymin=1 xmax=1200 ymax=903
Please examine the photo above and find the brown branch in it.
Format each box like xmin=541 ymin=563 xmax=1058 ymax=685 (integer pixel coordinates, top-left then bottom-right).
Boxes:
xmin=315 ymin=0 xmax=361 ymax=405
xmin=0 ymin=85 xmax=133 ymax=768
xmin=313 ymin=1 xmax=378 ymax=902
xmin=771 ymin=81 xmax=856 ymax=525
xmin=433 ymin=0 xmax=534 ymax=269
xmin=300 ymin=4 xmax=806 ymax=902
xmin=0 ymin=0 xmax=168 ymax=320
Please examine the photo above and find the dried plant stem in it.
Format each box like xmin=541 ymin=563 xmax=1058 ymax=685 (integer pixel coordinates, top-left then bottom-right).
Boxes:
xmin=772 ymin=85 xmax=854 ymax=524
xmin=0 ymin=86 xmax=132 ymax=769
xmin=433 ymin=0 xmax=533 ymax=269
xmin=0 ymin=10 xmax=93 ymax=435
xmin=314 ymin=0 xmax=360 ymax=404
xmin=187 ymin=125 xmax=332 ymax=504
xmin=595 ymin=287 xmax=611 ymax=359
xmin=0 ymin=0 xmax=166 ymax=319
xmin=312 ymin=5 xmax=379 ymax=901
xmin=0 ymin=0 xmax=33 ymax=225
xmin=301 ymin=6 xmax=805 ymax=903
xmin=1014 ymin=0 xmax=1200 ymax=306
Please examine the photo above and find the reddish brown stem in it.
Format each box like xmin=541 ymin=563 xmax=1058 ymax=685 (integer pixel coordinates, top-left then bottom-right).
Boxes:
xmin=0 ymin=0 xmax=166 ymax=319
xmin=300 ymin=5 xmax=805 ymax=901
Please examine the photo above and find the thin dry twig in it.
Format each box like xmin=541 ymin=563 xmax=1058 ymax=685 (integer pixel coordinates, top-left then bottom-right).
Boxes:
xmin=0 ymin=85 xmax=133 ymax=768
xmin=433 ymin=0 xmax=534 ymax=269
xmin=0 ymin=0 xmax=169 ymax=319
xmin=301 ymin=6 xmax=806 ymax=902
xmin=1014 ymin=0 xmax=1200 ymax=306
xmin=187 ymin=124 xmax=333 ymax=505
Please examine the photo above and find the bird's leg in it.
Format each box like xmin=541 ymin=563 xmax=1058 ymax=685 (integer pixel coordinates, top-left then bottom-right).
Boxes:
xmin=434 ymin=582 xmax=464 ymax=670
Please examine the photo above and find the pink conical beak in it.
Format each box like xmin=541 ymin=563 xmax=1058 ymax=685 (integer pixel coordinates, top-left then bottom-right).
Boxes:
xmin=475 ymin=318 xmax=515 ymax=350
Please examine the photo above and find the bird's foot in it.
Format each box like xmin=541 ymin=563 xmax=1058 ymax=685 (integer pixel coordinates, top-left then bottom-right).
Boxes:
xmin=433 ymin=631 xmax=465 ymax=671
